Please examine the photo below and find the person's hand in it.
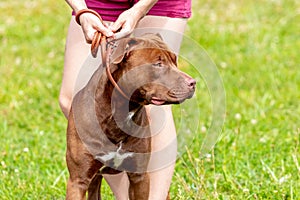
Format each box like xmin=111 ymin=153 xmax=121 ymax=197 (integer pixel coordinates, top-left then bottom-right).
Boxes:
xmin=78 ymin=13 xmax=114 ymax=43
xmin=110 ymin=7 xmax=143 ymax=40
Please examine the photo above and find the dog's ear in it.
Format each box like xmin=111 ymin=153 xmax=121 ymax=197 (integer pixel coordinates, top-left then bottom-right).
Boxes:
xmin=111 ymin=38 xmax=139 ymax=64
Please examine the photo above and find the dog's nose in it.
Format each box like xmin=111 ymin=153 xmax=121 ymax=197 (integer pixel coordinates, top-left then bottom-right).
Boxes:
xmin=187 ymin=78 xmax=196 ymax=89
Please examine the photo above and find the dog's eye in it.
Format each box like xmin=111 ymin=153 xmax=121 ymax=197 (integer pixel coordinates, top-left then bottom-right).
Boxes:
xmin=153 ymin=62 xmax=162 ymax=68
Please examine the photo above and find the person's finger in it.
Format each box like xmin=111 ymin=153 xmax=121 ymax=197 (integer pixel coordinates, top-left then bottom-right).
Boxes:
xmin=81 ymin=13 xmax=114 ymax=38
xmin=110 ymin=19 xmax=124 ymax=33
xmin=94 ymin=22 xmax=114 ymax=37
xmin=113 ymin=30 xmax=131 ymax=40
xmin=83 ymin=28 xmax=97 ymax=44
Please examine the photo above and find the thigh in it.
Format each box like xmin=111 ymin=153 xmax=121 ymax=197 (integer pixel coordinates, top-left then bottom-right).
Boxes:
xmin=134 ymin=15 xmax=187 ymax=54
xmin=60 ymin=16 xmax=90 ymax=107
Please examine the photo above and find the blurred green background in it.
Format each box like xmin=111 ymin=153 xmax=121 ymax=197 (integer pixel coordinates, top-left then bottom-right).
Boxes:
xmin=0 ymin=0 xmax=299 ymax=199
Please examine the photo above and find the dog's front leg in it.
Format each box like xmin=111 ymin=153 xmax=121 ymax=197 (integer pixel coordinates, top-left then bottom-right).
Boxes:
xmin=127 ymin=172 xmax=150 ymax=200
xmin=66 ymin=177 xmax=89 ymax=200
xmin=66 ymin=109 xmax=103 ymax=200
xmin=88 ymin=173 xmax=103 ymax=200
xmin=66 ymin=159 xmax=102 ymax=200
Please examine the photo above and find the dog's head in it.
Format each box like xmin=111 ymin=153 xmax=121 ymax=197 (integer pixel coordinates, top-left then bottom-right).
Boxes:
xmin=110 ymin=33 xmax=196 ymax=105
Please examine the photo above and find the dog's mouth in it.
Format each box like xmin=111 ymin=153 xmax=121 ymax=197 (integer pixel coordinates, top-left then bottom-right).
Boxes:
xmin=150 ymin=91 xmax=194 ymax=105
xmin=143 ymin=85 xmax=195 ymax=106
xmin=168 ymin=89 xmax=195 ymax=101
xmin=150 ymin=97 xmax=166 ymax=105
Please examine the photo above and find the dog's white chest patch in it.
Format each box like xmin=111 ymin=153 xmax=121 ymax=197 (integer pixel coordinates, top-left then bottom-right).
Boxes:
xmin=95 ymin=142 xmax=133 ymax=168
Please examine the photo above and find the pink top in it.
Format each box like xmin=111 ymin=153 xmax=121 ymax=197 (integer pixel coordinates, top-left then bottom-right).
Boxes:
xmin=73 ymin=0 xmax=191 ymax=21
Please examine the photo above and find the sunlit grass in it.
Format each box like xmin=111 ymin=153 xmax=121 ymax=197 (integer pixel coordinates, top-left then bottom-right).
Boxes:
xmin=1 ymin=0 xmax=299 ymax=199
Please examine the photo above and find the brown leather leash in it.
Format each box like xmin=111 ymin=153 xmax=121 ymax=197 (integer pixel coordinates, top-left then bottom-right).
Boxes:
xmin=93 ymin=31 xmax=130 ymax=100
xmin=76 ymin=9 xmax=130 ymax=100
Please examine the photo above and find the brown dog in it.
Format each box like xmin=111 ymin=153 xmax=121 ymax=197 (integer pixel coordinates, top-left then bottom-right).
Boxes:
xmin=66 ymin=34 xmax=196 ymax=200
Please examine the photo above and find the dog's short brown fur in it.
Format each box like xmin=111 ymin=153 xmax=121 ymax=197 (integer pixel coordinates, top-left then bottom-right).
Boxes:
xmin=66 ymin=34 xmax=196 ymax=200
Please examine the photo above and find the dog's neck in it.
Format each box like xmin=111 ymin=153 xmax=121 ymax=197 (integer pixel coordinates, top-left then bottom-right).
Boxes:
xmin=94 ymin=70 xmax=150 ymax=144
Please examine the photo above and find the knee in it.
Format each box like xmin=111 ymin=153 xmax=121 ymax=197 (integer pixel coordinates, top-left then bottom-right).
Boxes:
xmin=59 ymin=92 xmax=72 ymax=118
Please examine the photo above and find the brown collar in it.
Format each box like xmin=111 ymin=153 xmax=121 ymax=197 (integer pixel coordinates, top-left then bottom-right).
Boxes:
xmin=92 ymin=32 xmax=130 ymax=100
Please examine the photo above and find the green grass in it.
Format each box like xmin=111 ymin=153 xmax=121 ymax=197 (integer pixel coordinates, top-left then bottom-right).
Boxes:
xmin=1 ymin=0 xmax=299 ymax=199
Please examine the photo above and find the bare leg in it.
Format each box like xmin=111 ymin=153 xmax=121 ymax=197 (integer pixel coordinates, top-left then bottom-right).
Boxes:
xmin=59 ymin=17 xmax=90 ymax=118
xmin=103 ymin=173 xmax=130 ymax=200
